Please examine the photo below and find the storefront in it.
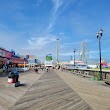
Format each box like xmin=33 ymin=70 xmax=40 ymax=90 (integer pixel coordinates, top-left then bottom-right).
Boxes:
xmin=0 ymin=57 xmax=3 ymax=73
xmin=10 ymin=58 xmax=28 ymax=66
xmin=0 ymin=47 xmax=12 ymax=73
xmin=0 ymin=48 xmax=29 ymax=72
xmin=8 ymin=58 xmax=29 ymax=72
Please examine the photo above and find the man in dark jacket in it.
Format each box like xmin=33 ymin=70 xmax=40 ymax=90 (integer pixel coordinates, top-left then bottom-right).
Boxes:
xmin=13 ymin=68 xmax=19 ymax=82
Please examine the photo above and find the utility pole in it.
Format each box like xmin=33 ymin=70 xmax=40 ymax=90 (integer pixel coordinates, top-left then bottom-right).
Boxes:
xmin=56 ymin=39 xmax=59 ymax=64
xmin=73 ymin=49 xmax=76 ymax=69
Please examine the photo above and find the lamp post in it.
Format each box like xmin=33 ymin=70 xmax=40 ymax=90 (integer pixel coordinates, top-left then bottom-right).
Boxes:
xmin=73 ymin=49 xmax=76 ymax=69
xmin=96 ymin=29 xmax=103 ymax=80
xmin=56 ymin=38 xmax=59 ymax=64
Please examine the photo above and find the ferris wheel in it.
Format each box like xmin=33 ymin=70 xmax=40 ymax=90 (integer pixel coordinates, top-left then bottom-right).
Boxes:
xmin=79 ymin=41 xmax=89 ymax=64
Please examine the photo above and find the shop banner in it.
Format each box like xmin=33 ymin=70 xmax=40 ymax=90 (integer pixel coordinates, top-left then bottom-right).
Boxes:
xmin=0 ymin=48 xmax=12 ymax=58
xmin=5 ymin=52 xmax=12 ymax=58
xmin=11 ymin=58 xmax=28 ymax=64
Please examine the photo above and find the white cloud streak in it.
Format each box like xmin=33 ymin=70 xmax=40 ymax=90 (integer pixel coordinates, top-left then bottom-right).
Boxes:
xmin=27 ymin=35 xmax=57 ymax=49
xmin=52 ymin=0 xmax=63 ymax=15
xmin=47 ymin=0 xmax=63 ymax=32
xmin=63 ymin=39 xmax=91 ymax=45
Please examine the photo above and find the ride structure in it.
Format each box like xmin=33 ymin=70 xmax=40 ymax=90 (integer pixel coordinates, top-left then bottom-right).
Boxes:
xmin=79 ymin=41 xmax=89 ymax=64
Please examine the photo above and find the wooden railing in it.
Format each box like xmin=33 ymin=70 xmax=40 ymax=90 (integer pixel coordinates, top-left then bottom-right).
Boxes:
xmin=71 ymin=68 xmax=110 ymax=79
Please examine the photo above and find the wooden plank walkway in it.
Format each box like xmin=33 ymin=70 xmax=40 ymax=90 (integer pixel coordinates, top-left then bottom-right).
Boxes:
xmin=11 ymin=70 xmax=92 ymax=110
xmin=56 ymin=70 xmax=110 ymax=110
xmin=0 ymin=70 xmax=43 ymax=110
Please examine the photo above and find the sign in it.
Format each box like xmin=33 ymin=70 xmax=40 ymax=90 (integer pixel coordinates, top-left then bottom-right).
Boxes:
xmin=0 ymin=48 xmax=12 ymax=58
xmin=3 ymin=58 xmax=7 ymax=64
xmin=46 ymin=54 xmax=52 ymax=61
xmin=10 ymin=58 xmax=28 ymax=64
xmin=5 ymin=52 xmax=12 ymax=58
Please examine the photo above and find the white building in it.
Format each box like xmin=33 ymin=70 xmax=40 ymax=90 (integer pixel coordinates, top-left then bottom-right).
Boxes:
xmin=87 ymin=61 xmax=98 ymax=69
xmin=28 ymin=55 xmax=39 ymax=68
xmin=69 ymin=60 xmax=87 ymax=69
xmin=62 ymin=60 xmax=87 ymax=70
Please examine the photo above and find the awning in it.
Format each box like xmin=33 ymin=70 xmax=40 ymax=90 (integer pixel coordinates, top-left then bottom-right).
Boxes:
xmin=10 ymin=58 xmax=28 ymax=64
xmin=18 ymin=64 xmax=29 ymax=66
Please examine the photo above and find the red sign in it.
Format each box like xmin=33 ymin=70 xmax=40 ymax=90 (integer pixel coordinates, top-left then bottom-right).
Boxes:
xmin=3 ymin=58 xmax=7 ymax=64
xmin=5 ymin=52 xmax=12 ymax=58
xmin=0 ymin=48 xmax=12 ymax=58
xmin=11 ymin=58 xmax=28 ymax=64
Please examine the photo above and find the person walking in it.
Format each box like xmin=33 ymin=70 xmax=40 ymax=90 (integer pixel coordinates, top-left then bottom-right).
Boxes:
xmin=13 ymin=68 xmax=19 ymax=82
xmin=46 ymin=67 xmax=48 ymax=72
xmin=34 ymin=66 xmax=38 ymax=73
xmin=2 ymin=65 xmax=6 ymax=75
xmin=3 ymin=65 xmax=6 ymax=73
xmin=35 ymin=68 xmax=38 ymax=73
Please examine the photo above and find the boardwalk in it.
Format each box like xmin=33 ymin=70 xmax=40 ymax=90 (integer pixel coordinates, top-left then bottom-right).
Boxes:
xmin=0 ymin=70 xmax=43 ymax=110
xmin=56 ymin=70 xmax=110 ymax=110
xmin=11 ymin=70 xmax=92 ymax=110
xmin=0 ymin=69 xmax=110 ymax=109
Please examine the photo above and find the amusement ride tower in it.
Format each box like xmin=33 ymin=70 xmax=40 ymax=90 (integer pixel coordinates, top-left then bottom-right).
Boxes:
xmin=79 ymin=41 xmax=89 ymax=64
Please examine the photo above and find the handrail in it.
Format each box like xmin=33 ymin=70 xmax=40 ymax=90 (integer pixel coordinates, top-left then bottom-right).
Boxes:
xmin=71 ymin=68 xmax=110 ymax=79
xmin=75 ymin=68 xmax=110 ymax=73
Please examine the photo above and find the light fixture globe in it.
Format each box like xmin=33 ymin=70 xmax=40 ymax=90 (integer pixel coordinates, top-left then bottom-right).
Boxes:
xmin=96 ymin=32 xmax=99 ymax=38
xmin=100 ymin=29 xmax=103 ymax=36
xmin=73 ymin=49 xmax=76 ymax=53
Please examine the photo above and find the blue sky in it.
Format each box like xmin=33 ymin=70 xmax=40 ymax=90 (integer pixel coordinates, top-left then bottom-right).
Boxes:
xmin=0 ymin=0 xmax=110 ymax=62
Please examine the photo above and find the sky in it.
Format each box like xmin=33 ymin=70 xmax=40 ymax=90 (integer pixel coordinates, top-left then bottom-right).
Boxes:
xmin=0 ymin=0 xmax=110 ymax=62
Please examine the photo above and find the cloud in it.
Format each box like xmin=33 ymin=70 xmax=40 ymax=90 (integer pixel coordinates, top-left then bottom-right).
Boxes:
xmin=52 ymin=0 xmax=63 ymax=14
xmin=59 ymin=32 xmax=64 ymax=35
xmin=27 ymin=37 xmax=48 ymax=49
xmin=63 ymin=40 xmax=90 ymax=45
xmin=47 ymin=0 xmax=63 ymax=32
xmin=27 ymin=35 xmax=57 ymax=49
xmin=47 ymin=23 xmax=54 ymax=32
xmin=48 ymin=0 xmax=75 ymax=32
xmin=17 ymin=34 xmax=58 ymax=61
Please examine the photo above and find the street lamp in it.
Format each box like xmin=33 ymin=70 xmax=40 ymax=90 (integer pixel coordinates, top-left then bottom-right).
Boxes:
xmin=56 ymin=38 xmax=59 ymax=64
xmin=73 ymin=49 xmax=76 ymax=69
xmin=96 ymin=29 xmax=103 ymax=80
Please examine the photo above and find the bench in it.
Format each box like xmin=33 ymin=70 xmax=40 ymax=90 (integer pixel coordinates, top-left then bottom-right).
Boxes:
xmin=76 ymin=71 xmax=83 ymax=76
xmin=83 ymin=71 xmax=92 ymax=78
xmin=72 ymin=70 xmax=77 ymax=74
xmin=105 ymin=74 xmax=110 ymax=84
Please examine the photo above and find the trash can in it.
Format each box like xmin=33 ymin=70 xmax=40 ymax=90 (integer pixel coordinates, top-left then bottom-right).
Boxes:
xmin=13 ymin=75 xmax=16 ymax=83
xmin=15 ymin=74 xmax=19 ymax=82
xmin=8 ymin=72 xmax=15 ymax=84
